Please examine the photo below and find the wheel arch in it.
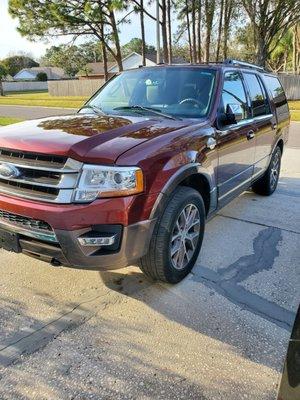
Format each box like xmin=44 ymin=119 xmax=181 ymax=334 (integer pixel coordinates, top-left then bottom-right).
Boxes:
xmin=276 ymin=138 xmax=284 ymax=154
xmin=150 ymin=164 xmax=217 ymax=220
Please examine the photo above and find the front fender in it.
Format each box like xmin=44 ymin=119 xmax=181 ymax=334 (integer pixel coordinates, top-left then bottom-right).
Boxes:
xmin=149 ymin=162 xmax=217 ymax=220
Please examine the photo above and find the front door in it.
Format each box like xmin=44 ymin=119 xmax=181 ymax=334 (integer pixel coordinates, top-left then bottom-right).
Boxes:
xmin=216 ymin=71 xmax=256 ymax=207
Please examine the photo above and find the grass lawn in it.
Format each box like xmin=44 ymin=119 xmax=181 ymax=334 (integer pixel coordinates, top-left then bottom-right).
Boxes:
xmin=288 ymin=101 xmax=300 ymax=111
xmin=0 ymin=93 xmax=299 ymax=120
xmin=0 ymin=92 xmax=87 ymax=109
xmin=290 ymin=110 xmax=300 ymax=121
xmin=0 ymin=116 xmax=23 ymax=126
xmin=288 ymin=101 xmax=300 ymax=121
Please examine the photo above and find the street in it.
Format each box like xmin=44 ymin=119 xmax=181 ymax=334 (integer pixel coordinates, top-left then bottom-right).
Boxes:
xmin=0 ymin=105 xmax=76 ymax=120
xmin=0 ymin=123 xmax=299 ymax=400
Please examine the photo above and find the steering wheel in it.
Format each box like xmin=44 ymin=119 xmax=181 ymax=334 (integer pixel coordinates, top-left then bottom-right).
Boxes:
xmin=179 ymin=98 xmax=205 ymax=109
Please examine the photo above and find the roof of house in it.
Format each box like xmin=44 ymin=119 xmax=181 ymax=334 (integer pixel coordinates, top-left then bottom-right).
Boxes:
xmin=77 ymin=52 xmax=188 ymax=77
xmin=83 ymin=62 xmax=116 ymax=76
xmin=14 ymin=67 xmax=66 ymax=80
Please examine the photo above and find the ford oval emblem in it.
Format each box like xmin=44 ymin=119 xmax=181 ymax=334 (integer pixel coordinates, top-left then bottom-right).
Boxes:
xmin=0 ymin=163 xmax=21 ymax=179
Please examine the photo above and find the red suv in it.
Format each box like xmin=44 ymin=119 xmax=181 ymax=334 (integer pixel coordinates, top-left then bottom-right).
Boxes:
xmin=0 ymin=60 xmax=290 ymax=283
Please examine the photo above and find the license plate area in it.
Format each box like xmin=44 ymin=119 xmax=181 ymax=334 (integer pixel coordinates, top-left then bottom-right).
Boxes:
xmin=0 ymin=228 xmax=21 ymax=253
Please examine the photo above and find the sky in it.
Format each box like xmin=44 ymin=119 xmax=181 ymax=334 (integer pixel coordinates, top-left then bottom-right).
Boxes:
xmin=0 ymin=0 xmax=164 ymax=61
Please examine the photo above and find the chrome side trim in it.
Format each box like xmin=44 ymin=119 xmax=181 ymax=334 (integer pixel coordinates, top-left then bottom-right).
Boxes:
xmin=218 ymin=175 xmax=252 ymax=201
xmin=0 ymin=219 xmax=58 ymax=243
xmin=217 ymin=113 xmax=274 ymax=135
xmin=217 ymin=165 xmax=254 ymax=190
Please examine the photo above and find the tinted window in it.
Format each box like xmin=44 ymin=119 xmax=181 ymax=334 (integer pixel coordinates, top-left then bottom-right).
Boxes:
xmin=263 ymin=75 xmax=289 ymax=117
xmin=244 ymin=73 xmax=268 ymax=117
xmin=88 ymin=67 xmax=216 ymax=119
xmin=220 ymin=71 xmax=249 ymax=123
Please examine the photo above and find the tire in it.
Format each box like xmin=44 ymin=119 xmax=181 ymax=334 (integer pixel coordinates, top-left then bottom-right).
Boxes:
xmin=252 ymin=146 xmax=282 ymax=196
xmin=139 ymin=186 xmax=206 ymax=283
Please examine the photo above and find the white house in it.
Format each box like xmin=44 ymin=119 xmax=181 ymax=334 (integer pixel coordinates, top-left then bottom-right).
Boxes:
xmin=14 ymin=67 xmax=66 ymax=81
xmin=78 ymin=52 xmax=184 ymax=80
xmin=108 ymin=52 xmax=156 ymax=73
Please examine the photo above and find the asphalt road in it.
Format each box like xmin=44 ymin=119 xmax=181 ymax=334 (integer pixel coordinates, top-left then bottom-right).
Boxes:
xmin=0 ymin=123 xmax=299 ymax=400
xmin=0 ymin=105 xmax=76 ymax=119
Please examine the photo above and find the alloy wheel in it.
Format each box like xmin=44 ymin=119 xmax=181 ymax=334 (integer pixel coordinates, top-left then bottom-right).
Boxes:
xmin=270 ymin=150 xmax=280 ymax=190
xmin=170 ymin=203 xmax=200 ymax=270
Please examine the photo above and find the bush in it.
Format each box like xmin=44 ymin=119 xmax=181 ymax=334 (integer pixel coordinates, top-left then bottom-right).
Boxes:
xmin=36 ymin=72 xmax=48 ymax=81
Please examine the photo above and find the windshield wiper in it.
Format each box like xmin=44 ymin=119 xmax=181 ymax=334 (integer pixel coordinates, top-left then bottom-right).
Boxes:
xmin=79 ymin=104 xmax=105 ymax=115
xmin=113 ymin=105 xmax=180 ymax=120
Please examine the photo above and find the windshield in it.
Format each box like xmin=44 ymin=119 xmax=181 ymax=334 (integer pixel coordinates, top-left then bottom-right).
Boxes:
xmin=87 ymin=67 xmax=216 ymax=119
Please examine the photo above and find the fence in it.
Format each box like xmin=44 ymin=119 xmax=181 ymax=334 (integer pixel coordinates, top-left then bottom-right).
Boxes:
xmin=3 ymin=81 xmax=48 ymax=92
xmin=278 ymin=74 xmax=300 ymax=100
xmin=48 ymin=74 xmax=300 ymax=100
xmin=48 ymin=79 xmax=104 ymax=97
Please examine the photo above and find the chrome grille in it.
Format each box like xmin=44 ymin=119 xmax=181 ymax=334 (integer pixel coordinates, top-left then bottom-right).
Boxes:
xmin=0 ymin=148 xmax=82 ymax=203
xmin=0 ymin=148 xmax=67 ymax=168
xmin=0 ymin=210 xmax=52 ymax=231
xmin=0 ymin=209 xmax=58 ymax=243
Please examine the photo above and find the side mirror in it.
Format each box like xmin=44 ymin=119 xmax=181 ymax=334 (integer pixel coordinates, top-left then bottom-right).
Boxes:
xmin=225 ymin=103 xmax=244 ymax=124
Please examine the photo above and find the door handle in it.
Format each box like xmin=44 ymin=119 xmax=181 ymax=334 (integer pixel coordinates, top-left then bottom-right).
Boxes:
xmin=247 ymin=130 xmax=255 ymax=140
xmin=271 ymin=122 xmax=278 ymax=130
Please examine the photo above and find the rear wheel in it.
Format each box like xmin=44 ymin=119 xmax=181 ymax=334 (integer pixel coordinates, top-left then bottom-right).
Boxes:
xmin=139 ymin=186 xmax=205 ymax=283
xmin=252 ymin=146 xmax=282 ymax=196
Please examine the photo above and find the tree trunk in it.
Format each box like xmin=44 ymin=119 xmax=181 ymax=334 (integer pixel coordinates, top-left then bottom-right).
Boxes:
xmin=216 ymin=0 xmax=224 ymax=61
xmin=293 ymin=26 xmax=297 ymax=73
xmin=197 ymin=0 xmax=202 ymax=63
xmin=256 ymin=35 xmax=268 ymax=67
xmin=161 ymin=0 xmax=169 ymax=63
xmin=204 ymin=0 xmax=216 ymax=63
xmin=102 ymin=41 xmax=108 ymax=81
xmin=223 ymin=24 xmax=228 ymax=59
xmin=185 ymin=0 xmax=193 ymax=63
xmin=109 ymin=9 xmax=123 ymax=71
xmin=0 ymin=81 xmax=4 ymax=97
xmin=100 ymin=20 xmax=108 ymax=82
xmin=223 ymin=0 xmax=233 ymax=60
xmin=167 ymin=0 xmax=172 ymax=64
xmin=297 ymin=24 xmax=300 ymax=74
xmin=140 ymin=0 xmax=146 ymax=66
xmin=292 ymin=24 xmax=300 ymax=74
xmin=192 ymin=0 xmax=197 ymax=63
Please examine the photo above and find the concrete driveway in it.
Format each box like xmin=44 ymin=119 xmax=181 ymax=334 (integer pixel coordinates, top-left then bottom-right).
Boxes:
xmin=0 ymin=124 xmax=299 ymax=400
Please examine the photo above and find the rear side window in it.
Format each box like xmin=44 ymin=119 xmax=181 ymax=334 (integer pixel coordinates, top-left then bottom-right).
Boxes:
xmin=243 ymin=73 xmax=269 ymax=117
xmin=263 ymin=75 xmax=289 ymax=119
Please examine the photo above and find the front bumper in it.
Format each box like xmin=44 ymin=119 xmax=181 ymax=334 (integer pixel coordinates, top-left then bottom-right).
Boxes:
xmin=18 ymin=219 xmax=156 ymax=270
xmin=0 ymin=192 xmax=158 ymax=270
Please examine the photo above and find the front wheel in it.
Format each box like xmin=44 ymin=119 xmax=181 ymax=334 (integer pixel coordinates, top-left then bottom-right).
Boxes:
xmin=252 ymin=146 xmax=282 ymax=196
xmin=139 ymin=186 xmax=206 ymax=283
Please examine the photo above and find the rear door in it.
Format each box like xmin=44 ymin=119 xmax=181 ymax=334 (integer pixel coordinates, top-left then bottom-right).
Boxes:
xmin=216 ymin=70 xmax=256 ymax=206
xmin=243 ymin=72 xmax=275 ymax=178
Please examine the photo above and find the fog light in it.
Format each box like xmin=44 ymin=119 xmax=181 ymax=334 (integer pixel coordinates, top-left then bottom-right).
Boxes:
xmin=78 ymin=235 xmax=116 ymax=247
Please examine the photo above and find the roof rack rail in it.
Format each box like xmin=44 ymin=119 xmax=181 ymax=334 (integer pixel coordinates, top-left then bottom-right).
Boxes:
xmin=223 ymin=59 xmax=264 ymax=71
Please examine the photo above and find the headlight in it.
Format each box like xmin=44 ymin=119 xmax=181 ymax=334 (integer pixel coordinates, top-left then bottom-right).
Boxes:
xmin=74 ymin=165 xmax=144 ymax=202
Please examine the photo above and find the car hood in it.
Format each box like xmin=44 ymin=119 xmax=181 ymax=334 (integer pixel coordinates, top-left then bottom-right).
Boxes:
xmin=0 ymin=113 xmax=190 ymax=164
